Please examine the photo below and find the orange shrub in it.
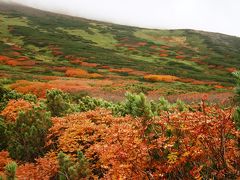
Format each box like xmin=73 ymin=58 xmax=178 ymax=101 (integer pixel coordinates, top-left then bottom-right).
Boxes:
xmin=0 ymin=55 xmax=11 ymax=62
xmin=5 ymin=60 xmax=18 ymax=66
xmin=16 ymin=153 xmax=58 ymax=180
xmin=179 ymin=78 xmax=217 ymax=85
xmin=11 ymin=52 xmax=21 ymax=56
xmin=65 ymin=68 xmax=102 ymax=78
xmin=37 ymin=76 xmax=61 ymax=81
xmin=150 ymin=45 xmax=158 ymax=49
xmin=80 ymin=62 xmax=98 ymax=67
xmin=176 ymin=55 xmax=185 ymax=59
xmin=1 ymin=99 xmax=32 ymax=123
xmin=161 ymin=45 xmax=169 ymax=49
xmin=52 ymin=66 xmax=68 ymax=72
xmin=52 ymin=51 xmax=63 ymax=56
xmin=46 ymin=109 xmax=147 ymax=178
xmin=0 ymin=151 xmax=13 ymax=177
xmin=64 ymin=55 xmax=75 ymax=60
xmin=101 ymin=65 xmax=110 ymax=69
xmin=177 ymin=51 xmax=184 ymax=55
xmin=10 ymin=79 xmax=96 ymax=97
xmin=5 ymin=60 xmax=35 ymax=66
xmin=144 ymin=74 xmax=179 ymax=82
xmin=10 ymin=80 xmax=54 ymax=98
xmin=65 ymin=69 xmax=88 ymax=77
xmin=45 ymin=106 xmax=240 ymax=179
xmin=159 ymin=53 xmax=168 ymax=57
xmin=109 ymin=68 xmax=133 ymax=73
xmin=159 ymin=49 xmax=168 ymax=53
xmin=109 ymin=68 xmax=146 ymax=76
xmin=127 ymin=47 xmax=136 ymax=51
xmin=70 ymin=59 xmax=82 ymax=64
xmin=214 ymin=85 xmax=224 ymax=89
xmin=226 ymin=67 xmax=237 ymax=73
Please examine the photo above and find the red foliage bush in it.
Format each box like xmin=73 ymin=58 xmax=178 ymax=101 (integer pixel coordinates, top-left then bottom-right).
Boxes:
xmin=0 ymin=55 xmax=11 ymax=62
xmin=11 ymin=52 xmax=21 ymax=57
xmin=1 ymin=99 xmax=32 ymax=123
xmin=179 ymin=78 xmax=217 ymax=85
xmin=150 ymin=45 xmax=158 ymax=49
xmin=159 ymin=53 xmax=168 ymax=57
xmin=109 ymin=68 xmax=147 ymax=76
xmin=45 ymin=106 xmax=240 ymax=179
xmin=144 ymin=74 xmax=179 ymax=82
xmin=10 ymin=80 xmax=54 ymax=98
xmin=5 ymin=59 xmax=35 ymax=66
xmin=65 ymin=68 xmax=102 ymax=78
xmin=226 ymin=67 xmax=237 ymax=73
xmin=161 ymin=45 xmax=169 ymax=49
xmin=16 ymin=153 xmax=58 ymax=180
xmin=80 ymin=62 xmax=98 ymax=67
xmin=127 ymin=47 xmax=136 ymax=51
xmin=0 ymin=151 xmax=13 ymax=176
xmin=176 ymin=55 xmax=185 ymax=59
xmin=0 ymin=55 xmax=35 ymax=66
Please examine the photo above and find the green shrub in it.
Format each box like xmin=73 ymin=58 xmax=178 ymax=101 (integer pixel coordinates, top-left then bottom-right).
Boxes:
xmin=233 ymin=71 xmax=240 ymax=129
xmin=4 ymin=162 xmax=17 ymax=180
xmin=233 ymin=71 xmax=240 ymax=105
xmin=58 ymin=151 xmax=89 ymax=180
xmin=6 ymin=107 xmax=51 ymax=162
xmin=0 ymin=117 xmax=7 ymax=151
xmin=122 ymin=92 xmax=153 ymax=119
xmin=174 ymin=99 xmax=187 ymax=112
xmin=46 ymin=89 xmax=71 ymax=117
xmin=0 ymin=84 xmax=10 ymax=101
xmin=69 ymin=91 xmax=89 ymax=103
xmin=234 ymin=107 xmax=240 ymax=130
xmin=125 ymin=83 xmax=153 ymax=94
xmin=156 ymin=97 xmax=171 ymax=112
xmin=77 ymin=96 xmax=112 ymax=112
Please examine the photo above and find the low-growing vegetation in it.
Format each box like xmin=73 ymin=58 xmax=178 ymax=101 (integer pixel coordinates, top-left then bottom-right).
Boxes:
xmin=0 ymin=71 xmax=239 ymax=179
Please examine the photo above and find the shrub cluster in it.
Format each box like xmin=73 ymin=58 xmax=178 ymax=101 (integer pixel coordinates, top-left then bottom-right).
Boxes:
xmin=0 ymin=74 xmax=239 ymax=179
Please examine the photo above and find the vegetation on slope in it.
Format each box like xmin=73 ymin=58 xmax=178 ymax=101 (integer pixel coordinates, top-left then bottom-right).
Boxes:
xmin=0 ymin=72 xmax=239 ymax=179
xmin=0 ymin=2 xmax=239 ymax=101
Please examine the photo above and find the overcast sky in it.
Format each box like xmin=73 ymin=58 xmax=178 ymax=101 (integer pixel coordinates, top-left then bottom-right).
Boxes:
xmin=3 ymin=0 xmax=240 ymax=37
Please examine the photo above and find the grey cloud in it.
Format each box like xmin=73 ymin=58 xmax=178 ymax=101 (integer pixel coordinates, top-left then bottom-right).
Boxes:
xmin=1 ymin=0 xmax=240 ymax=37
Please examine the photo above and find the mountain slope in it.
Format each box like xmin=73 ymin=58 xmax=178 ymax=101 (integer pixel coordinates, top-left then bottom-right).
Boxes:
xmin=0 ymin=2 xmax=239 ymax=100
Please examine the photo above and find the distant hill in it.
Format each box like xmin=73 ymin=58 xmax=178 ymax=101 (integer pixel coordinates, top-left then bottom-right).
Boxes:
xmin=0 ymin=2 xmax=239 ymax=100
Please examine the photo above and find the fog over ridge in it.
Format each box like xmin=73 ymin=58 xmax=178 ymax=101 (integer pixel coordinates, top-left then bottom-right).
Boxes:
xmin=1 ymin=0 xmax=240 ymax=37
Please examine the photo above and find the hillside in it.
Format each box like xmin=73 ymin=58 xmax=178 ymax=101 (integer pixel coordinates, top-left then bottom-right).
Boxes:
xmin=0 ymin=2 xmax=240 ymax=179
xmin=0 ymin=2 xmax=239 ymax=101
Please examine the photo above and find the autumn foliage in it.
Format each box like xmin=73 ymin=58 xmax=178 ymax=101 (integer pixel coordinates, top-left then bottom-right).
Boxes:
xmin=1 ymin=99 xmax=32 ymax=123
xmin=65 ymin=68 xmax=102 ymax=78
xmin=0 ymin=55 xmax=35 ymax=67
xmin=16 ymin=153 xmax=58 ymax=180
xmin=0 ymin=151 xmax=13 ymax=177
xmin=0 ymin=87 xmax=239 ymax=179
xmin=45 ymin=107 xmax=240 ymax=179
xmin=10 ymin=80 xmax=54 ymax=97
xmin=144 ymin=74 xmax=179 ymax=82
